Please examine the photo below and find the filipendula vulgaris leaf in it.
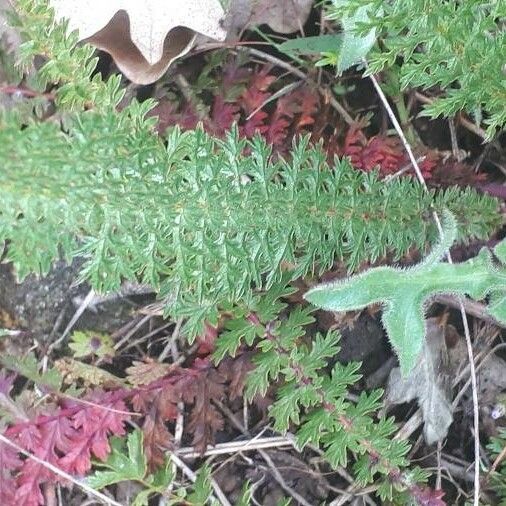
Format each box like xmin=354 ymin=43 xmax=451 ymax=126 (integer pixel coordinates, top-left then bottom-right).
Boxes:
xmin=87 ymin=429 xmax=175 ymax=505
xmin=305 ymin=210 xmax=506 ymax=374
xmin=132 ymin=462 xmax=174 ymax=506
xmin=185 ymin=464 xmax=216 ymax=505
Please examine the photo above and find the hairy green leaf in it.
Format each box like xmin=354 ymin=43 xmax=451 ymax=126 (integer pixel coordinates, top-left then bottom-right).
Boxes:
xmin=305 ymin=211 xmax=506 ymax=373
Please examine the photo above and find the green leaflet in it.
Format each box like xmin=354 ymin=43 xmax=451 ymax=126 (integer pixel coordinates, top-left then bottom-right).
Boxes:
xmin=0 ymin=353 xmax=62 ymax=391
xmin=336 ymin=1 xmax=378 ymax=74
xmin=87 ymin=430 xmax=148 ymax=490
xmin=305 ymin=211 xmax=506 ymax=374
xmin=87 ymin=430 xmax=175 ymax=506
xmin=278 ymin=34 xmax=343 ymax=57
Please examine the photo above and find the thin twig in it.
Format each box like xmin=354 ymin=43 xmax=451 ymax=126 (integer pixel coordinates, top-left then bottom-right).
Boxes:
xmin=239 ymin=47 xmax=355 ymax=126
xmin=383 ymin=156 xmax=427 ymax=182
xmin=436 ymin=441 xmax=443 ymax=490
xmin=160 ymin=332 xmax=185 ymax=506
xmin=159 ymin=317 xmax=184 ymax=362
xmin=449 ymin=117 xmax=464 ymax=162
xmin=113 ymin=314 xmax=152 ymax=351
xmin=0 ymin=433 xmax=123 ymax=506
xmin=213 ymin=399 xmax=335 ymax=506
xmin=122 ymin=322 xmax=173 ymax=353
xmin=368 ymin=67 xmax=481 ymax=505
xmin=452 ymin=341 xmax=505 ymax=410
xmin=433 ymin=294 xmax=506 ymax=329
xmin=246 ymin=80 xmax=303 ymax=120
xmin=176 ymin=436 xmax=294 ymax=458
xmin=259 ymin=450 xmax=314 ymax=506
xmin=488 ymin=443 xmax=506 ymax=478
xmin=0 ymin=85 xmax=55 ymax=101
xmin=395 ymin=330 xmax=500 ymax=443
xmin=47 ymin=288 xmax=96 ymax=354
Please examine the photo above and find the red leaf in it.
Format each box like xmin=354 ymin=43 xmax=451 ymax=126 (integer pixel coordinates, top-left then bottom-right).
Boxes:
xmin=210 ymin=96 xmax=239 ymax=135
xmin=241 ymin=110 xmax=269 ymax=138
xmin=265 ymin=111 xmax=291 ymax=147
xmin=240 ymin=67 xmax=274 ymax=115
xmin=196 ymin=323 xmax=219 ymax=356
xmin=342 ymin=127 xmax=406 ymax=175
xmin=218 ymin=353 xmax=254 ymax=401
xmin=140 ymin=390 xmax=179 ymax=467
xmin=131 ymin=373 xmax=188 ymax=467
xmin=0 ymin=440 xmax=22 ymax=505
xmin=289 ymin=86 xmax=320 ymax=130
xmin=141 ymin=406 xmax=174 ymax=469
xmin=14 ymin=416 xmax=76 ymax=505
xmin=182 ymin=365 xmax=226 ymax=454
xmin=59 ymin=391 xmax=129 ymax=474
xmin=413 ymin=486 xmax=446 ymax=506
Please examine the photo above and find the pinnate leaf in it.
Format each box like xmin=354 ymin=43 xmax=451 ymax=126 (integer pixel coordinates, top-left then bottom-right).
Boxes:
xmin=87 ymin=430 xmax=147 ymax=489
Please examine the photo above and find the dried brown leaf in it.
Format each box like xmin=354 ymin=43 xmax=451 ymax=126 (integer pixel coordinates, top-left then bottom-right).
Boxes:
xmin=183 ymin=365 xmax=226 ymax=454
xmin=126 ymin=359 xmax=174 ymax=386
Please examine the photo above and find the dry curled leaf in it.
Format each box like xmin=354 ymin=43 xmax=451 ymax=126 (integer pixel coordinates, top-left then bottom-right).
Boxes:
xmin=386 ymin=318 xmax=454 ymax=445
xmin=126 ymin=359 xmax=174 ymax=386
xmin=49 ymin=0 xmax=314 ymax=84
xmin=50 ymin=0 xmax=227 ymax=84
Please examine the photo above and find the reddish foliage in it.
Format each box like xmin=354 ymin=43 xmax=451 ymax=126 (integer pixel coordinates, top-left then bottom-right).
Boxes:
xmin=210 ymin=96 xmax=240 ymax=136
xmin=0 ymin=441 xmax=22 ymax=504
xmin=412 ymin=486 xmax=446 ymax=506
xmin=219 ymin=353 xmax=255 ymax=401
xmin=149 ymin=58 xmax=489 ymax=189
xmin=131 ymin=374 xmax=186 ymax=468
xmin=341 ymin=127 xmax=405 ymax=174
xmin=182 ymin=359 xmax=226 ymax=454
xmin=59 ymin=391 xmax=129 ymax=474
xmin=196 ymin=323 xmax=219 ymax=356
xmin=4 ymin=389 xmax=130 ymax=506
xmin=148 ymin=63 xmax=416 ymax=177
xmin=430 ymin=156 xmax=488 ymax=188
xmin=0 ymin=351 xmax=254 ymax=505
xmin=240 ymin=67 xmax=276 ymax=114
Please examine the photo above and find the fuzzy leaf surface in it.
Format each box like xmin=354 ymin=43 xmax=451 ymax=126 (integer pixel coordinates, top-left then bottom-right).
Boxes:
xmin=305 ymin=212 xmax=506 ymax=373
